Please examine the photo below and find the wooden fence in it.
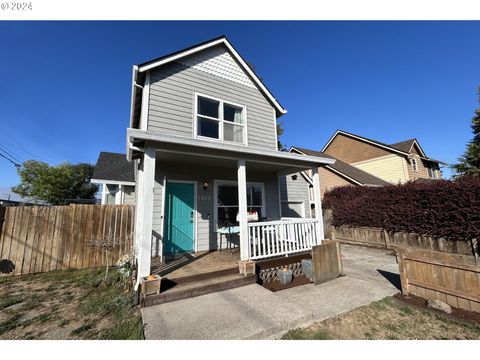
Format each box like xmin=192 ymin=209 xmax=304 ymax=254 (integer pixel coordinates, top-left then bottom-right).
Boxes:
xmin=0 ymin=205 xmax=135 ymax=276
xmin=397 ymin=247 xmax=480 ymax=313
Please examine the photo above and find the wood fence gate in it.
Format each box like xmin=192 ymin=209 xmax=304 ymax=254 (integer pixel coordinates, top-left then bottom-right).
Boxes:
xmin=0 ymin=205 xmax=135 ymax=276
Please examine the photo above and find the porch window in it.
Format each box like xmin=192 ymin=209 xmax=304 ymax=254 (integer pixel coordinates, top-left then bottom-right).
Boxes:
xmin=195 ymin=94 xmax=245 ymax=144
xmin=215 ymin=182 xmax=264 ymax=226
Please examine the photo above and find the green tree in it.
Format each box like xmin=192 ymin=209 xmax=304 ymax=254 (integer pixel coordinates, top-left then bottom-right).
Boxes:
xmin=452 ymin=88 xmax=480 ymax=177
xmin=12 ymin=160 xmax=98 ymax=205
xmin=277 ymin=121 xmax=286 ymax=150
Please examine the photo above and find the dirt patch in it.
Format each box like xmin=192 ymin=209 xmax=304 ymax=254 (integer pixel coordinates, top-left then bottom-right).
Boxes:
xmin=282 ymin=296 xmax=480 ymax=340
xmin=393 ymin=293 xmax=480 ymax=326
xmin=0 ymin=268 xmax=143 ymax=340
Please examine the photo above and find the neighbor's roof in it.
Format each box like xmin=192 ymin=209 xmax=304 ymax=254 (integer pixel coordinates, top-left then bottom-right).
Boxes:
xmin=322 ymin=130 xmax=446 ymax=165
xmin=130 ymin=36 xmax=287 ymax=130
xmin=291 ymin=147 xmax=389 ymax=186
xmin=92 ymin=152 xmax=135 ymax=184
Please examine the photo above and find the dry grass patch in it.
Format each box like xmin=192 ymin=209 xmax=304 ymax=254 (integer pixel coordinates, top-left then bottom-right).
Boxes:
xmin=0 ymin=268 xmax=143 ymax=340
xmin=282 ymin=297 xmax=480 ymax=340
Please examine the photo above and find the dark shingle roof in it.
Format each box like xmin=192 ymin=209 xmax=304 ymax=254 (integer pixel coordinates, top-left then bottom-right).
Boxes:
xmin=292 ymin=147 xmax=389 ymax=186
xmin=92 ymin=152 xmax=135 ymax=183
xmin=390 ymin=139 xmax=416 ymax=153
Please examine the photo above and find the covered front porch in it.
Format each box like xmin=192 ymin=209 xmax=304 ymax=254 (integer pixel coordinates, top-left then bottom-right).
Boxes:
xmin=127 ymin=129 xmax=335 ymax=289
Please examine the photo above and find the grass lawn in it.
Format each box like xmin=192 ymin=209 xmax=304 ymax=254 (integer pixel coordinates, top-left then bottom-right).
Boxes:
xmin=0 ymin=268 xmax=143 ymax=339
xmin=282 ymin=297 xmax=480 ymax=340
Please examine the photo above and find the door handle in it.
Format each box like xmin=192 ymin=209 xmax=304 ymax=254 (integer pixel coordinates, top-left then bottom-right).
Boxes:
xmin=191 ymin=211 xmax=194 ymax=222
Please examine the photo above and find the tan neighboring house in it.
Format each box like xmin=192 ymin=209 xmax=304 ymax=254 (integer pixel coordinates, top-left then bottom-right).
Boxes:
xmin=320 ymin=130 xmax=446 ymax=184
xmin=290 ymin=147 xmax=388 ymax=199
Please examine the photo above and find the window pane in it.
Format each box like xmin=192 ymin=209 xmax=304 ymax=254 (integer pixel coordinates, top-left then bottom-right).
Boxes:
xmin=217 ymin=185 xmax=238 ymax=206
xmin=218 ymin=207 xmax=238 ymax=223
xmin=224 ymin=103 xmax=243 ymax=124
xmin=198 ymin=116 xmax=219 ymax=138
xmin=223 ymin=122 xmax=244 ymax=143
xmin=198 ymin=96 xmax=219 ymax=118
xmin=247 ymin=185 xmax=262 ymax=206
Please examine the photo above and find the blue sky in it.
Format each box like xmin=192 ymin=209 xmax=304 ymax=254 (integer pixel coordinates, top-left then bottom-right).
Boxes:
xmin=0 ymin=21 xmax=479 ymax=193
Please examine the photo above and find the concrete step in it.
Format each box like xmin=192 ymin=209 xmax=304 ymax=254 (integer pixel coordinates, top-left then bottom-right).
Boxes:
xmin=141 ymin=273 xmax=257 ymax=307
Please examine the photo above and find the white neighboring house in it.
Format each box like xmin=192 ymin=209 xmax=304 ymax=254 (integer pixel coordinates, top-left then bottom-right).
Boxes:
xmin=91 ymin=152 xmax=136 ymax=205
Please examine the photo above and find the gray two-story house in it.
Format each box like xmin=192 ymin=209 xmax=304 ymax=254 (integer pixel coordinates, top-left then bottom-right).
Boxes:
xmin=126 ymin=36 xmax=334 ymax=290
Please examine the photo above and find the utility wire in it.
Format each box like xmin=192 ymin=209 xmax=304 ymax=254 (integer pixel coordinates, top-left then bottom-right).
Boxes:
xmin=0 ymin=126 xmax=55 ymax=163
xmin=0 ymin=143 xmax=24 ymax=164
xmin=0 ymin=150 xmax=21 ymax=167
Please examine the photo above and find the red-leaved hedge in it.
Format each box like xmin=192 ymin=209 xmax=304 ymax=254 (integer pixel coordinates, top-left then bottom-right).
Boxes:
xmin=323 ymin=176 xmax=480 ymax=241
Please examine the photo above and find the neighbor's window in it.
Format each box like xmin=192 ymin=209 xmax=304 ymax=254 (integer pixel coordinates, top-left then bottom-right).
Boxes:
xmin=427 ymin=166 xmax=437 ymax=178
xmin=216 ymin=182 xmax=264 ymax=225
xmin=105 ymin=184 xmax=119 ymax=205
xmin=196 ymin=95 xmax=245 ymax=144
xmin=411 ymin=158 xmax=418 ymax=172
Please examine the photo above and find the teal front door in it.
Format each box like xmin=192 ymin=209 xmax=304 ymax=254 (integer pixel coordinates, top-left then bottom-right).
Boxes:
xmin=163 ymin=182 xmax=195 ymax=254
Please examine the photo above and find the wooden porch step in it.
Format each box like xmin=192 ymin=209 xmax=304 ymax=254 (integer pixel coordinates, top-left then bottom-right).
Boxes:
xmin=141 ymin=273 xmax=257 ymax=308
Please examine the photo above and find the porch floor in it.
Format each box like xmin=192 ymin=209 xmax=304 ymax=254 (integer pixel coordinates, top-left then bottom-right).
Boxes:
xmin=151 ymin=250 xmax=240 ymax=279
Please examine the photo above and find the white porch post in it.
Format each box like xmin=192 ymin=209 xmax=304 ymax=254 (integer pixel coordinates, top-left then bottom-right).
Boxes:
xmin=311 ymin=166 xmax=324 ymax=242
xmin=134 ymin=147 xmax=156 ymax=290
xmin=101 ymin=184 xmax=107 ymax=205
xmin=237 ymin=159 xmax=249 ymax=261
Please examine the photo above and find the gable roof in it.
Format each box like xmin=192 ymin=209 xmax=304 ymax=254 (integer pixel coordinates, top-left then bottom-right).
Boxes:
xmin=92 ymin=152 xmax=135 ymax=184
xmin=322 ymin=130 xmax=445 ymax=165
xmin=390 ymin=138 xmax=427 ymax=157
xmin=130 ymin=36 xmax=286 ymax=129
xmin=291 ymin=147 xmax=389 ymax=186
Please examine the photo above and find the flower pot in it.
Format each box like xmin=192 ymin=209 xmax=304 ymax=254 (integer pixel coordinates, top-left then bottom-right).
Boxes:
xmin=301 ymin=259 xmax=313 ymax=281
xmin=277 ymin=268 xmax=293 ymax=285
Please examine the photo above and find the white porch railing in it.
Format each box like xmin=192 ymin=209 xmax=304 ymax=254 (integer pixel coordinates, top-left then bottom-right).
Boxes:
xmin=247 ymin=218 xmax=321 ymax=260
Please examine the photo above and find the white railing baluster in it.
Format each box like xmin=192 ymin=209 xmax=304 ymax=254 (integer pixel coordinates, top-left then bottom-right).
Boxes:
xmin=247 ymin=218 xmax=321 ymax=260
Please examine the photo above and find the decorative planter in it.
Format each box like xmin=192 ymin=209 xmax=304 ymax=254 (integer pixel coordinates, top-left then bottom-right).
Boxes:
xmin=141 ymin=275 xmax=161 ymax=296
xmin=277 ymin=268 xmax=293 ymax=285
xmin=301 ymin=259 xmax=313 ymax=281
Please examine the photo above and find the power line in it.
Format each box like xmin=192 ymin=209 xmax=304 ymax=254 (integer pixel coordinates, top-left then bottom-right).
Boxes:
xmin=0 ymin=126 xmax=54 ymax=163
xmin=0 ymin=143 xmax=24 ymax=164
xmin=0 ymin=150 xmax=21 ymax=167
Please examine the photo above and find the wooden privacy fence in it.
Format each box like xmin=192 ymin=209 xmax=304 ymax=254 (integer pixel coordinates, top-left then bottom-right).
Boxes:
xmin=397 ymin=247 xmax=480 ymax=313
xmin=0 ymin=205 xmax=135 ymax=276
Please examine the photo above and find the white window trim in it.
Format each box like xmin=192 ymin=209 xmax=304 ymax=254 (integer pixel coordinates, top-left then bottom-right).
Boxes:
xmin=193 ymin=92 xmax=248 ymax=146
xmin=102 ymin=183 xmax=124 ymax=205
xmin=213 ymin=179 xmax=265 ymax=231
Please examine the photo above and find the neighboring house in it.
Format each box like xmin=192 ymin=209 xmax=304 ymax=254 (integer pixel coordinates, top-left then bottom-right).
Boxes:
xmin=321 ymin=130 xmax=446 ymax=184
xmin=91 ymin=152 xmax=136 ymax=205
xmin=126 ymin=36 xmax=334 ymax=287
xmin=291 ymin=147 xmax=388 ymax=198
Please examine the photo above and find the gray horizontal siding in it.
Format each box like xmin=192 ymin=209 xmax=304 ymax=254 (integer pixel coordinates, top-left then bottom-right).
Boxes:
xmin=279 ymin=173 xmax=311 ymax=218
xmin=148 ymin=61 xmax=277 ymax=151
xmin=151 ymin=160 xmax=281 ymax=256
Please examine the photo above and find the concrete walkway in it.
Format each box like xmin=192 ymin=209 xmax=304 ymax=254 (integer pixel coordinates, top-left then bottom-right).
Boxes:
xmin=141 ymin=245 xmax=401 ymax=340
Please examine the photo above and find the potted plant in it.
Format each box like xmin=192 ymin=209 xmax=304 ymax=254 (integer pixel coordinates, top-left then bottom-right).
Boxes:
xmin=277 ymin=266 xmax=293 ymax=285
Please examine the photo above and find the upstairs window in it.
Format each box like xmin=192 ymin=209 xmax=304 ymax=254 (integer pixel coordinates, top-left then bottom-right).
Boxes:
xmin=195 ymin=94 xmax=246 ymax=145
xmin=411 ymin=158 xmax=418 ymax=172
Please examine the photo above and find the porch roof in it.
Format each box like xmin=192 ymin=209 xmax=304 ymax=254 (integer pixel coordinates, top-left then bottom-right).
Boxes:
xmin=127 ymin=128 xmax=335 ymax=172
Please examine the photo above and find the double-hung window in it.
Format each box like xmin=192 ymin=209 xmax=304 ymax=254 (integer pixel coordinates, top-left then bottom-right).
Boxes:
xmin=195 ymin=94 xmax=246 ymax=144
xmin=411 ymin=158 xmax=418 ymax=172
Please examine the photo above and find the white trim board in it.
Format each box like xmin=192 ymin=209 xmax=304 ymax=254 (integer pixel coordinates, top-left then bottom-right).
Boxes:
xmin=91 ymin=179 xmax=136 ymax=186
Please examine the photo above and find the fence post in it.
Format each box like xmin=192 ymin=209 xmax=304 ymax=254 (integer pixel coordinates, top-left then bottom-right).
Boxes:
xmin=396 ymin=247 xmax=409 ymax=295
